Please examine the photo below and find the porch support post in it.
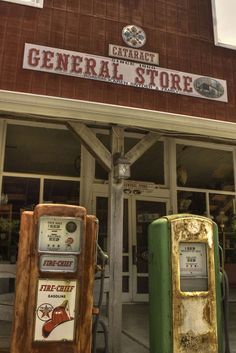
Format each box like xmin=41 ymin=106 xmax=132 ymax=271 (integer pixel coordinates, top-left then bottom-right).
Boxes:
xmin=80 ymin=145 xmax=95 ymax=213
xmin=108 ymin=126 xmax=125 ymax=353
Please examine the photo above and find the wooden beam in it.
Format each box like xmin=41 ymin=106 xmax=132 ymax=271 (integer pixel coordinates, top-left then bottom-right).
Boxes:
xmin=67 ymin=121 xmax=111 ymax=172
xmin=108 ymin=126 xmax=124 ymax=353
xmin=80 ymin=146 xmax=95 ymax=213
xmin=125 ymin=131 xmax=161 ymax=165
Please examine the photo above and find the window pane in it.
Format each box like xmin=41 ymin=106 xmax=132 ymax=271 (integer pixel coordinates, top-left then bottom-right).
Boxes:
xmin=43 ymin=179 xmax=80 ymax=205
xmin=2 ymin=176 xmax=40 ymax=216
xmin=123 ymin=256 xmax=129 ymax=272
xmin=129 ymin=140 xmax=165 ymax=184
xmin=210 ymin=193 xmax=235 ymax=230
xmin=176 ymin=145 xmax=234 ymax=190
xmin=122 ymin=276 xmax=129 ymax=293
xmin=1 ymin=176 xmax=40 ymax=262
xmin=4 ymin=125 xmax=81 ymax=177
xmin=137 ymin=277 xmax=148 ymax=294
xmin=178 ymin=191 xmax=206 ymax=215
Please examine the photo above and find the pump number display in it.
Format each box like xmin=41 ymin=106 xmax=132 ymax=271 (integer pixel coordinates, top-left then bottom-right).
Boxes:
xmin=179 ymin=242 xmax=207 ymax=277
xmin=38 ymin=216 xmax=82 ymax=253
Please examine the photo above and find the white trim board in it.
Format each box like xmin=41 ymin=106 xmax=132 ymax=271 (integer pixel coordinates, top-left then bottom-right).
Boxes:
xmin=0 ymin=89 xmax=235 ymax=141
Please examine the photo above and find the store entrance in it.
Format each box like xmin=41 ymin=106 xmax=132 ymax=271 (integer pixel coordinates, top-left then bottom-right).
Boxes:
xmin=95 ymin=194 xmax=169 ymax=302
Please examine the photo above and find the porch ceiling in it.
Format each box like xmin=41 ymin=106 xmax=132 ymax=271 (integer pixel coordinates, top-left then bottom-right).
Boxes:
xmin=1 ymin=90 xmax=236 ymax=143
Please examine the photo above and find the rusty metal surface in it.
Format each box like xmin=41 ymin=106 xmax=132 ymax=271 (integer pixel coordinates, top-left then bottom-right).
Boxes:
xmin=171 ymin=216 xmax=218 ymax=353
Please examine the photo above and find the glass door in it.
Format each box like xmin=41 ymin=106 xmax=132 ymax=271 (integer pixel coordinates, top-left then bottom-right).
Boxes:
xmin=131 ymin=197 xmax=168 ymax=301
xmin=94 ymin=194 xmax=169 ymax=302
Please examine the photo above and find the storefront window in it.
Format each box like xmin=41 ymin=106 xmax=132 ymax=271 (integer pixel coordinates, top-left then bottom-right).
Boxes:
xmin=2 ymin=176 xmax=40 ymax=216
xmin=1 ymin=176 xmax=40 ymax=262
xmin=43 ymin=179 xmax=80 ymax=204
xmin=176 ymin=144 xmax=234 ymax=190
xmin=177 ymin=191 xmax=206 ymax=215
xmin=4 ymin=124 xmax=81 ymax=177
xmin=129 ymin=140 xmax=165 ymax=184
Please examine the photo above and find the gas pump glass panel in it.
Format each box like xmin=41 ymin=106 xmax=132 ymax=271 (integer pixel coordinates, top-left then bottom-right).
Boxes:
xmin=38 ymin=216 xmax=82 ymax=254
xmin=179 ymin=242 xmax=208 ymax=292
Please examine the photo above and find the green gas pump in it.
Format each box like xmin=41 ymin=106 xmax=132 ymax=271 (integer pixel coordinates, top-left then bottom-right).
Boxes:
xmin=148 ymin=214 xmax=230 ymax=353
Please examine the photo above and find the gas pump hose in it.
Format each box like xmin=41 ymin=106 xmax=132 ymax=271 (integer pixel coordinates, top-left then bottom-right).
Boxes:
xmin=92 ymin=243 xmax=109 ymax=353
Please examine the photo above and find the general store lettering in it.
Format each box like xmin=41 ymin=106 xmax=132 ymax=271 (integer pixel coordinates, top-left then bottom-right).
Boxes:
xmin=28 ymin=48 xmax=124 ymax=81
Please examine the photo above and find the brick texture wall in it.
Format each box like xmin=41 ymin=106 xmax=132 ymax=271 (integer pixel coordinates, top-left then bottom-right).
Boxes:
xmin=0 ymin=0 xmax=235 ymax=122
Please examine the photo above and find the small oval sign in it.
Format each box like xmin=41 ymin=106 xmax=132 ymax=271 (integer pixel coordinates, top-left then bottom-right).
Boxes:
xmin=122 ymin=25 xmax=146 ymax=48
xmin=193 ymin=77 xmax=224 ymax=99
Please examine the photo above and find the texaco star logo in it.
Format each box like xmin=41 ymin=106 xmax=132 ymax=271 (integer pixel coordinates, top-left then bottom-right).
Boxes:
xmin=37 ymin=303 xmax=53 ymax=321
xmin=122 ymin=25 xmax=146 ymax=48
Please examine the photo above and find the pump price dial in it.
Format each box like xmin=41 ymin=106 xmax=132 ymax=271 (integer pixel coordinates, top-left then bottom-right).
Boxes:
xmin=38 ymin=216 xmax=82 ymax=254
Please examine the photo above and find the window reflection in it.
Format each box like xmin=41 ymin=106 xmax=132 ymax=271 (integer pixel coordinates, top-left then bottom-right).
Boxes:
xmin=4 ymin=125 xmax=81 ymax=177
xmin=177 ymin=191 xmax=206 ymax=215
xmin=43 ymin=179 xmax=80 ymax=205
xmin=210 ymin=194 xmax=235 ymax=230
xmin=176 ymin=145 xmax=234 ymax=190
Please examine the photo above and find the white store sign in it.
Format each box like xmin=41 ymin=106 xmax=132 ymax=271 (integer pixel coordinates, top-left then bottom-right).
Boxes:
xmin=34 ymin=279 xmax=77 ymax=342
xmin=23 ymin=43 xmax=228 ymax=102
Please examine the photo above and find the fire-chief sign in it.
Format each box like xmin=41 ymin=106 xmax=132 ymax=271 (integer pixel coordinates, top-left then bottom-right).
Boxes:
xmin=34 ymin=279 xmax=77 ymax=342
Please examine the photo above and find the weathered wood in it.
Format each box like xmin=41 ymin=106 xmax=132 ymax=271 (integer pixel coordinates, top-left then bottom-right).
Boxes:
xmin=67 ymin=122 xmax=111 ymax=172
xmin=10 ymin=211 xmax=33 ymax=353
xmin=108 ymin=127 xmax=125 ymax=353
xmin=79 ymin=215 xmax=98 ymax=353
xmin=125 ymin=132 xmax=161 ymax=165
xmin=10 ymin=204 xmax=97 ymax=353
xmin=80 ymin=146 xmax=95 ymax=213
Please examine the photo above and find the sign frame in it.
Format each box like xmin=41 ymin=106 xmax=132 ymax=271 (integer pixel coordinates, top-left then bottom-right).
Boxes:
xmin=23 ymin=43 xmax=228 ymax=102
xmin=34 ymin=279 xmax=78 ymax=342
xmin=39 ymin=254 xmax=78 ymax=273
xmin=37 ymin=215 xmax=83 ymax=255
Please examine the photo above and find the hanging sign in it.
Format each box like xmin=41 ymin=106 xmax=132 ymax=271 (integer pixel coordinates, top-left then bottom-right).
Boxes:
xmin=34 ymin=279 xmax=77 ymax=342
xmin=109 ymin=44 xmax=159 ymax=65
xmin=23 ymin=43 xmax=228 ymax=102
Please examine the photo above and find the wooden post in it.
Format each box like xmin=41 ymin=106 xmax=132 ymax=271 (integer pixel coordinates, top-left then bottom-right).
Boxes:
xmin=108 ymin=127 xmax=124 ymax=353
xmin=80 ymin=146 xmax=95 ymax=213
xmin=10 ymin=211 xmax=34 ymax=353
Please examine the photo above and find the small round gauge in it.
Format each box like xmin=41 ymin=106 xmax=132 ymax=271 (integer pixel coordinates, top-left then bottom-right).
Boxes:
xmin=66 ymin=221 xmax=77 ymax=233
xmin=187 ymin=219 xmax=200 ymax=234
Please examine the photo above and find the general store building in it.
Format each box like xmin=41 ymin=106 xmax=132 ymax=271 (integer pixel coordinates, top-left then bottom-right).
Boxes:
xmin=1 ymin=1 xmax=236 ymax=349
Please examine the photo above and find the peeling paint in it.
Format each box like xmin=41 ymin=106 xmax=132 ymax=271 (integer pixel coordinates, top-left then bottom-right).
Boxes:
xmin=171 ymin=215 xmax=218 ymax=353
xmin=179 ymin=330 xmax=215 ymax=353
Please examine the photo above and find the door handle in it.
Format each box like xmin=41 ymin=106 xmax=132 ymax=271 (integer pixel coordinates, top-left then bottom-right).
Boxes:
xmin=132 ymin=245 xmax=137 ymax=265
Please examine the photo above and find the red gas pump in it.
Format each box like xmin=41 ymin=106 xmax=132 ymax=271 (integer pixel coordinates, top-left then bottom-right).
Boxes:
xmin=10 ymin=204 xmax=97 ymax=353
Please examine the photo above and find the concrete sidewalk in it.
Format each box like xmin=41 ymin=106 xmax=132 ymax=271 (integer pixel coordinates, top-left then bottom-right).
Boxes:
xmin=1 ymin=301 xmax=236 ymax=352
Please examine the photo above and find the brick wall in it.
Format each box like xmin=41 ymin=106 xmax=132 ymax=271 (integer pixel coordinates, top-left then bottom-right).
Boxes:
xmin=0 ymin=0 xmax=235 ymax=122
